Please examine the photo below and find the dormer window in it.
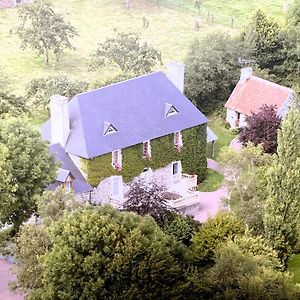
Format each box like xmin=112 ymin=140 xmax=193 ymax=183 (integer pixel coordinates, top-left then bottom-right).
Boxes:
xmin=165 ymin=103 xmax=179 ymax=117
xmin=103 ymin=121 xmax=117 ymax=136
xmin=112 ymin=149 xmax=122 ymax=171
xmin=143 ymin=140 xmax=151 ymax=160
xmin=174 ymin=131 xmax=183 ymax=152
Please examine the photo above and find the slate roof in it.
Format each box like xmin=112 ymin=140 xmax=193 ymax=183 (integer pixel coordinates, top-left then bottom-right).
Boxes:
xmin=225 ymin=75 xmax=293 ymax=116
xmin=49 ymin=143 xmax=92 ymax=193
xmin=41 ymin=71 xmax=208 ymax=159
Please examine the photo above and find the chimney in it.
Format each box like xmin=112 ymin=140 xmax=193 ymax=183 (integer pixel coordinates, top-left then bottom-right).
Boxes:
xmin=166 ymin=61 xmax=185 ymax=93
xmin=50 ymin=95 xmax=70 ymax=147
xmin=240 ymin=67 xmax=252 ymax=83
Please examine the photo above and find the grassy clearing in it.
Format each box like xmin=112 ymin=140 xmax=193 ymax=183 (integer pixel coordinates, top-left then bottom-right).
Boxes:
xmin=207 ymin=112 xmax=237 ymax=161
xmin=288 ymin=253 xmax=300 ymax=283
xmin=198 ymin=169 xmax=224 ymax=192
xmin=0 ymin=0 xmax=285 ymax=94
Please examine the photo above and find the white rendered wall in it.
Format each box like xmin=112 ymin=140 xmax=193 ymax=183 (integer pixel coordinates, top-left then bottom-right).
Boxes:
xmin=226 ymin=108 xmax=237 ymax=128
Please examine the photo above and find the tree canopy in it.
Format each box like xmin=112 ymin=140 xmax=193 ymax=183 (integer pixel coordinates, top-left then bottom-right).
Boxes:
xmin=0 ymin=118 xmax=56 ymax=231
xmin=238 ymin=105 xmax=282 ymax=153
xmin=184 ymin=32 xmax=241 ymax=114
xmin=89 ymin=32 xmax=162 ymax=76
xmin=16 ymin=0 xmax=78 ymax=65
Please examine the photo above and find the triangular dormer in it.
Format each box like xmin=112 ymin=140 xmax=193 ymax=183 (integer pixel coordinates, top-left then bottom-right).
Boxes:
xmin=165 ymin=103 xmax=179 ymax=117
xmin=103 ymin=121 xmax=117 ymax=136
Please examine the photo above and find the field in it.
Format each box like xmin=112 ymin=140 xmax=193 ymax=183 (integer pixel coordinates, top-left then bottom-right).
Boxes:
xmin=288 ymin=253 xmax=300 ymax=283
xmin=0 ymin=0 xmax=286 ymax=94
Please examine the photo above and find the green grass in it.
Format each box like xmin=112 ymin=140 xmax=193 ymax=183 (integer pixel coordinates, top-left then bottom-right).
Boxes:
xmin=0 ymin=0 xmax=285 ymax=94
xmin=207 ymin=112 xmax=237 ymax=161
xmin=198 ymin=169 xmax=224 ymax=192
xmin=288 ymin=253 xmax=300 ymax=283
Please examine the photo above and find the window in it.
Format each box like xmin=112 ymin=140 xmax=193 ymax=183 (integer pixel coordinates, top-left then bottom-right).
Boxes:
xmin=143 ymin=140 xmax=151 ymax=159
xmin=174 ymin=131 xmax=183 ymax=152
xmin=165 ymin=103 xmax=179 ymax=117
xmin=172 ymin=161 xmax=182 ymax=181
xmin=112 ymin=149 xmax=122 ymax=171
xmin=103 ymin=121 xmax=117 ymax=136
xmin=111 ymin=176 xmax=123 ymax=198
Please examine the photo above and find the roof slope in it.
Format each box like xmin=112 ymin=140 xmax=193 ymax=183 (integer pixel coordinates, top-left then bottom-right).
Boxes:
xmin=225 ymin=76 xmax=293 ymax=116
xmin=41 ymin=71 xmax=208 ymax=159
xmin=49 ymin=143 xmax=92 ymax=193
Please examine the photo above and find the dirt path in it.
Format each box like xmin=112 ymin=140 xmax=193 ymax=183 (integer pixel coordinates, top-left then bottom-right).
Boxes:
xmin=0 ymin=260 xmax=25 ymax=300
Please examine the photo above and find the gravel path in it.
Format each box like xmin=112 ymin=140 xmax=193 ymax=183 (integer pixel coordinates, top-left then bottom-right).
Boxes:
xmin=0 ymin=260 xmax=25 ymax=300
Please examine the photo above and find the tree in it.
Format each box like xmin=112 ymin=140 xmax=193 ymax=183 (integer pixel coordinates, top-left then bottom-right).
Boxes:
xmin=0 ymin=118 xmax=56 ymax=231
xmin=188 ymin=212 xmax=244 ymax=266
xmin=242 ymin=10 xmax=286 ymax=76
xmin=37 ymin=187 xmax=83 ymax=226
xmin=185 ymin=33 xmax=242 ymax=114
xmin=220 ymin=144 xmax=271 ymax=236
xmin=122 ymin=180 xmax=175 ymax=225
xmin=0 ymin=69 xmax=28 ymax=118
xmin=238 ymin=105 xmax=282 ymax=153
xmin=89 ymin=32 xmax=162 ymax=76
xmin=26 ymin=73 xmax=88 ymax=110
xmin=264 ymin=105 xmax=300 ymax=266
xmin=28 ymin=206 xmax=187 ymax=299
xmin=16 ymin=0 xmax=78 ymax=65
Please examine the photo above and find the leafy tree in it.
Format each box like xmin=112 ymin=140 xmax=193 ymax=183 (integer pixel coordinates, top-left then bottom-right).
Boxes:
xmin=16 ymin=0 xmax=78 ymax=65
xmin=287 ymin=0 xmax=300 ymax=26
xmin=37 ymin=187 xmax=82 ymax=226
xmin=162 ymin=214 xmax=199 ymax=245
xmin=14 ymin=224 xmax=51 ymax=291
xmin=205 ymin=242 xmax=299 ymax=300
xmin=242 ymin=10 xmax=286 ymax=76
xmin=0 ymin=118 xmax=56 ymax=231
xmin=89 ymin=32 xmax=162 ymax=76
xmin=185 ymin=32 xmax=242 ymax=114
xmin=264 ymin=105 xmax=300 ymax=266
xmin=29 ymin=206 xmax=186 ymax=299
xmin=188 ymin=212 xmax=244 ymax=266
xmin=0 ymin=69 xmax=28 ymax=118
xmin=26 ymin=72 xmax=88 ymax=110
xmin=238 ymin=105 xmax=282 ymax=153
xmin=220 ymin=144 xmax=271 ymax=235
xmin=123 ymin=180 xmax=175 ymax=225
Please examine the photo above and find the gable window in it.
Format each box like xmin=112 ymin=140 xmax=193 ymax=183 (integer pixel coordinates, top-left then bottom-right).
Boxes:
xmin=165 ymin=103 xmax=179 ymax=117
xmin=103 ymin=121 xmax=117 ymax=136
xmin=143 ymin=140 xmax=151 ymax=159
xmin=174 ymin=131 xmax=183 ymax=152
xmin=112 ymin=149 xmax=122 ymax=171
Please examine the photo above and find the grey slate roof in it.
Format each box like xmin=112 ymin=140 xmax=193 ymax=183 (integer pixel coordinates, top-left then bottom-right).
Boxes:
xmin=41 ymin=71 xmax=208 ymax=159
xmin=49 ymin=144 xmax=92 ymax=194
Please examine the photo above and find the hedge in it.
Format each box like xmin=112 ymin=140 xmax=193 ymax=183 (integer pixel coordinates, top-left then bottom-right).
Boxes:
xmin=82 ymin=124 xmax=207 ymax=187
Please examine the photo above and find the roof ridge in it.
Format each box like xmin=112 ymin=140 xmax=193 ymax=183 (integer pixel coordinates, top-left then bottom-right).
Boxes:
xmin=249 ymin=75 xmax=293 ymax=92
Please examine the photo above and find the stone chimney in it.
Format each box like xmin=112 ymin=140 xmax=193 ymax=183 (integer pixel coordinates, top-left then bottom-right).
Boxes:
xmin=50 ymin=95 xmax=70 ymax=147
xmin=240 ymin=67 xmax=253 ymax=83
xmin=166 ymin=61 xmax=185 ymax=93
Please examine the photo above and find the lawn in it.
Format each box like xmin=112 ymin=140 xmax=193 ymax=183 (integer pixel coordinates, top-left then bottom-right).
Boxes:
xmin=0 ymin=0 xmax=285 ymax=94
xmin=198 ymin=169 xmax=224 ymax=192
xmin=207 ymin=112 xmax=237 ymax=161
xmin=288 ymin=253 xmax=300 ymax=283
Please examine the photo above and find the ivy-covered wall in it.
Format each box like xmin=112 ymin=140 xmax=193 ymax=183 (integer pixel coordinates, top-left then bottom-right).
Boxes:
xmin=82 ymin=124 xmax=207 ymax=187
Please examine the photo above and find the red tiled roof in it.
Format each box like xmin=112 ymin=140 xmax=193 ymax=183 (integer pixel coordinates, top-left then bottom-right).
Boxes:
xmin=225 ymin=76 xmax=293 ymax=116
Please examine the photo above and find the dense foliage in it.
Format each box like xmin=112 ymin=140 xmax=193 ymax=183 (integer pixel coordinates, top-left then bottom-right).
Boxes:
xmin=0 ymin=118 xmax=56 ymax=231
xmin=185 ymin=32 xmax=241 ymax=114
xmin=89 ymin=32 xmax=162 ymax=76
xmin=26 ymin=73 xmax=88 ymax=110
xmin=239 ymin=105 xmax=282 ymax=153
xmin=16 ymin=0 xmax=78 ymax=65
xmin=82 ymin=124 xmax=207 ymax=186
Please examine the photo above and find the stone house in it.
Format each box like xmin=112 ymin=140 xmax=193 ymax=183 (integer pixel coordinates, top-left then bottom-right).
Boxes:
xmin=41 ymin=62 xmax=213 ymax=210
xmin=225 ymin=67 xmax=295 ymax=128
